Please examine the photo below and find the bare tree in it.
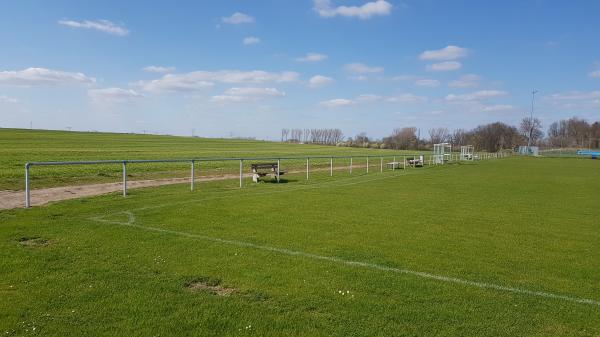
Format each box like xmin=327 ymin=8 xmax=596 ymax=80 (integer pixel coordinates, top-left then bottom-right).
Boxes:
xmin=428 ymin=127 xmax=449 ymax=144
xmin=519 ymin=118 xmax=543 ymax=145
xmin=281 ymin=128 xmax=289 ymax=142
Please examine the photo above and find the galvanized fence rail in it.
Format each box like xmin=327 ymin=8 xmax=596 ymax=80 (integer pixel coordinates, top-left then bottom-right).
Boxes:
xmin=24 ymin=152 xmax=510 ymax=208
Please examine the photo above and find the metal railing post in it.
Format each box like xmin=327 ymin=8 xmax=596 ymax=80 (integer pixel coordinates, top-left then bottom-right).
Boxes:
xmin=330 ymin=157 xmax=333 ymax=176
xmin=25 ymin=163 xmax=31 ymax=208
xmin=190 ymin=160 xmax=195 ymax=191
xmin=122 ymin=161 xmax=127 ymax=197
xmin=239 ymin=160 xmax=243 ymax=188
xmin=350 ymin=157 xmax=353 ymax=174
xmin=366 ymin=157 xmax=369 ymax=174
xmin=306 ymin=157 xmax=309 ymax=180
xmin=380 ymin=157 xmax=383 ymax=172
xmin=403 ymin=156 xmax=406 ymax=170
xmin=277 ymin=159 xmax=280 ymax=183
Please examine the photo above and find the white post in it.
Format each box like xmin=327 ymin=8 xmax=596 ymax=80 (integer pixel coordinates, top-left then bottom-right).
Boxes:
xmin=277 ymin=159 xmax=280 ymax=183
xmin=380 ymin=157 xmax=383 ymax=172
xmin=25 ymin=163 xmax=31 ymax=208
xmin=122 ymin=161 xmax=127 ymax=197
xmin=330 ymin=157 xmax=333 ymax=176
xmin=190 ymin=160 xmax=195 ymax=191
xmin=393 ymin=156 xmax=396 ymax=171
xmin=350 ymin=157 xmax=353 ymax=174
xmin=403 ymin=156 xmax=406 ymax=170
xmin=366 ymin=157 xmax=369 ymax=174
xmin=239 ymin=160 xmax=243 ymax=188
xmin=306 ymin=157 xmax=309 ymax=180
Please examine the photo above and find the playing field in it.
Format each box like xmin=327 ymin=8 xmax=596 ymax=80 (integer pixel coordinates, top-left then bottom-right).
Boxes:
xmin=1 ymin=156 xmax=598 ymax=336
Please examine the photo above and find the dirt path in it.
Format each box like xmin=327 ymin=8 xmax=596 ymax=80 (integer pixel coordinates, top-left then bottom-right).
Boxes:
xmin=0 ymin=175 xmax=238 ymax=210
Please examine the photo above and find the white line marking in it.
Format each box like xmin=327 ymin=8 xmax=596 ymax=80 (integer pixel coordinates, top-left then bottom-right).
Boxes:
xmin=90 ymin=212 xmax=600 ymax=307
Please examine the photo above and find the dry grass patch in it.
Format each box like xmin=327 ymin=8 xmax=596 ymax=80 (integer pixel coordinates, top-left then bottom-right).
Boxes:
xmin=185 ymin=277 xmax=236 ymax=297
xmin=18 ymin=236 xmax=52 ymax=247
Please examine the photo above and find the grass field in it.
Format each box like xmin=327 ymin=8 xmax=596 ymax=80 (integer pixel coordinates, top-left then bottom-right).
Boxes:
xmin=0 ymin=128 xmax=414 ymax=191
xmin=1 ymin=157 xmax=599 ymax=336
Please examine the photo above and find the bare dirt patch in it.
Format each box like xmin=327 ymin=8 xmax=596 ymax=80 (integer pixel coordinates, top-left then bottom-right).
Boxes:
xmin=185 ymin=277 xmax=236 ymax=297
xmin=18 ymin=236 xmax=52 ymax=247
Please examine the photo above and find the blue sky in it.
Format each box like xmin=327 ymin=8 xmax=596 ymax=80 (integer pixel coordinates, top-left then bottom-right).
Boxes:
xmin=1 ymin=0 xmax=599 ymax=139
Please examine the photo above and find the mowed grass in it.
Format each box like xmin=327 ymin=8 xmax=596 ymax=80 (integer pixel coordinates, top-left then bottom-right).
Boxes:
xmin=0 ymin=128 xmax=411 ymax=190
xmin=1 ymin=157 xmax=599 ymax=336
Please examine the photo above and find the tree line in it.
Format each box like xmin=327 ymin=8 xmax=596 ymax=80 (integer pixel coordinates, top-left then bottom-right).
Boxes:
xmin=282 ymin=117 xmax=600 ymax=152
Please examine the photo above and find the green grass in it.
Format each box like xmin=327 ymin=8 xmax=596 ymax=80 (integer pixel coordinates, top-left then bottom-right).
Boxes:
xmin=0 ymin=128 xmax=414 ymax=190
xmin=1 ymin=157 xmax=599 ymax=336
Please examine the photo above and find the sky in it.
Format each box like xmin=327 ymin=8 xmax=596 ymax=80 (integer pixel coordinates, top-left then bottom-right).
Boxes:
xmin=0 ymin=0 xmax=599 ymax=140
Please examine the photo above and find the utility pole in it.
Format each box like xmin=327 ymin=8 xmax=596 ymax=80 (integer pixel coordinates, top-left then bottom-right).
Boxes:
xmin=527 ymin=90 xmax=538 ymax=151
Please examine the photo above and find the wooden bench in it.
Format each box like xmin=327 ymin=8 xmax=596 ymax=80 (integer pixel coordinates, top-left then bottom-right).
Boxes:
xmin=251 ymin=163 xmax=285 ymax=183
xmin=386 ymin=161 xmax=402 ymax=170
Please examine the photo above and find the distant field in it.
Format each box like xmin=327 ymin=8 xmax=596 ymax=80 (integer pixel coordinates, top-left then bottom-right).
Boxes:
xmin=0 ymin=128 xmax=416 ymax=190
xmin=1 ymin=157 xmax=599 ymax=336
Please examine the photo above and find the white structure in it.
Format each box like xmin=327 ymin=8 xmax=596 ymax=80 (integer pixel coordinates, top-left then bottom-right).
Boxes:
xmin=518 ymin=146 xmax=539 ymax=156
xmin=460 ymin=145 xmax=474 ymax=161
xmin=433 ymin=143 xmax=452 ymax=164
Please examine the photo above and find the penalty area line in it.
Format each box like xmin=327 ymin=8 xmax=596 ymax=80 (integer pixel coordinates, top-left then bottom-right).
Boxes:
xmin=90 ymin=212 xmax=600 ymax=308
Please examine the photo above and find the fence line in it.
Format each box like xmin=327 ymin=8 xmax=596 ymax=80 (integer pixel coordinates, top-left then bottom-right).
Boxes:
xmin=24 ymin=152 xmax=511 ymax=208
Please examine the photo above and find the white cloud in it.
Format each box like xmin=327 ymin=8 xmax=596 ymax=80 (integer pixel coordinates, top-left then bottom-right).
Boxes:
xmin=419 ymin=45 xmax=468 ymax=61
xmin=482 ymin=104 xmax=514 ymax=112
xmin=243 ymin=36 xmax=260 ymax=45
xmin=320 ymin=98 xmax=354 ymax=108
xmin=344 ymin=62 xmax=384 ymax=73
xmin=547 ymin=91 xmax=600 ymax=101
xmin=212 ymin=87 xmax=284 ymax=103
xmin=449 ymin=74 xmax=481 ymax=88
xmin=313 ymin=0 xmax=392 ymax=19
xmin=386 ymin=93 xmax=427 ymax=103
xmin=414 ymin=79 xmax=440 ymax=87
xmin=0 ymin=95 xmax=19 ymax=104
xmin=295 ymin=52 xmax=328 ymax=62
xmin=58 ymin=19 xmax=129 ymax=36
xmin=426 ymin=61 xmax=462 ymax=72
xmin=308 ymin=75 xmax=334 ymax=88
xmin=222 ymin=12 xmax=254 ymax=24
xmin=0 ymin=67 xmax=95 ymax=86
xmin=355 ymin=94 xmax=382 ymax=102
xmin=143 ymin=66 xmax=176 ymax=74
xmin=321 ymin=92 xmax=424 ymax=107
xmin=446 ymin=90 xmax=507 ymax=102
xmin=139 ymin=70 xmax=299 ymax=93
xmin=589 ymin=70 xmax=600 ymax=78
xmin=88 ymin=87 xmax=143 ymax=102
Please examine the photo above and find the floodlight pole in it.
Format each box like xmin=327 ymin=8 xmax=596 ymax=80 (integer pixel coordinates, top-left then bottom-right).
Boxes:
xmin=527 ymin=89 xmax=538 ymax=151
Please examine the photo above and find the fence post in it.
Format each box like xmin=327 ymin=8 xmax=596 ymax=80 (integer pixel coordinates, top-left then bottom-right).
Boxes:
xmin=239 ymin=159 xmax=243 ymax=188
xmin=366 ymin=157 xmax=369 ymax=174
xmin=25 ymin=163 xmax=31 ymax=208
xmin=393 ymin=156 xmax=396 ymax=171
xmin=380 ymin=157 xmax=383 ymax=172
xmin=190 ymin=160 xmax=195 ymax=191
xmin=330 ymin=157 xmax=333 ymax=176
xmin=306 ymin=157 xmax=309 ymax=180
xmin=403 ymin=156 xmax=406 ymax=170
xmin=277 ymin=159 xmax=280 ymax=183
xmin=122 ymin=161 xmax=127 ymax=197
xmin=350 ymin=157 xmax=353 ymax=174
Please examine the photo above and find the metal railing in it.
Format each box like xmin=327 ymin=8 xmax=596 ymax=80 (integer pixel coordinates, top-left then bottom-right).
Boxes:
xmin=24 ymin=152 xmax=511 ymax=208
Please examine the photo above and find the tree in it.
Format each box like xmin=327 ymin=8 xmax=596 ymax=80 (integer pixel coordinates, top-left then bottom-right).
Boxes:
xmin=519 ymin=118 xmax=543 ymax=145
xmin=354 ymin=132 xmax=370 ymax=147
xmin=471 ymin=122 xmax=522 ymax=152
xmin=428 ymin=127 xmax=449 ymax=145
xmin=451 ymin=129 xmax=470 ymax=146
xmin=281 ymin=128 xmax=289 ymax=142
xmin=383 ymin=127 xmax=418 ymax=150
